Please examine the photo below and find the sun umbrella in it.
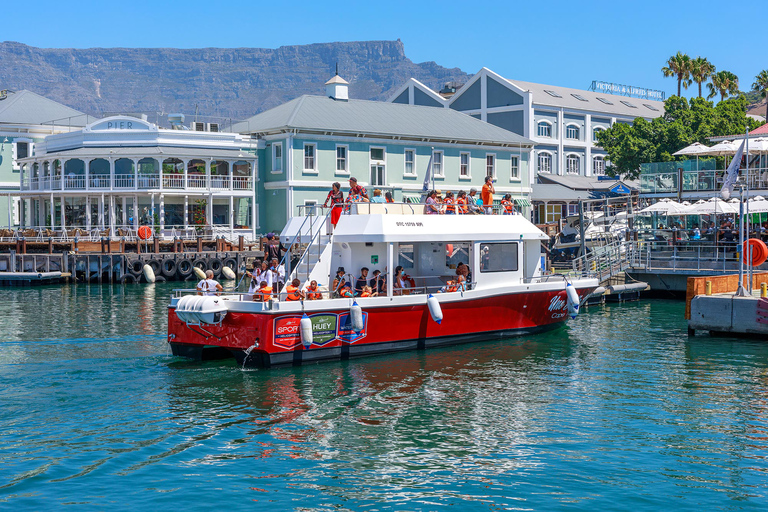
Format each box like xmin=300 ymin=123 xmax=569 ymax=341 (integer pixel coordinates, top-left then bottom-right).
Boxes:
xmin=699 ymin=140 xmax=741 ymax=156
xmin=747 ymin=197 xmax=768 ymax=213
xmin=638 ymin=198 xmax=688 ymax=214
xmin=673 ymin=142 xmax=711 ymax=156
xmin=683 ymin=197 xmax=738 ymax=215
xmin=747 ymin=138 xmax=768 ymax=153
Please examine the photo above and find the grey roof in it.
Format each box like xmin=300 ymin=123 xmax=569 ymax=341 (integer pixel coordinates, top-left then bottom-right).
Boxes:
xmin=505 ymin=77 xmax=665 ymax=119
xmin=24 ymin=146 xmax=253 ymax=161
xmin=232 ymin=95 xmax=533 ymax=146
xmin=537 ymin=173 xmax=638 ymax=191
xmin=0 ymin=90 xmax=93 ymax=126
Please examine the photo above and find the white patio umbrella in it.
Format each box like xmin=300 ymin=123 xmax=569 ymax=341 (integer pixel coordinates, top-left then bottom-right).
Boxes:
xmin=673 ymin=142 xmax=711 ymax=156
xmin=683 ymin=197 xmax=738 ymax=215
xmin=638 ymin=198 xmax=688 ymax=214
xmin=747 ymin=198 xmax=768 ymax=213
xmin=700 ymin=140 xmax=740 ymax=156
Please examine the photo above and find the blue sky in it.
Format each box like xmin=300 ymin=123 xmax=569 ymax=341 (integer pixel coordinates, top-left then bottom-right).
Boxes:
xmin=3 ymin=0 xmax=763 ymax=98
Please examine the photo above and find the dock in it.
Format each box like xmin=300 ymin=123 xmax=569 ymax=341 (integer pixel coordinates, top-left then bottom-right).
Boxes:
xmin=686 ymin=272 xmax=768 ymax=337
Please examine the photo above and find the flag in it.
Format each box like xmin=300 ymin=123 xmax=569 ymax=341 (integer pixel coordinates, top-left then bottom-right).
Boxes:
xmin=421 ymin=154 xmax=433 ymax=198
xmin=720 ymin=140 xmax=745 ymax=200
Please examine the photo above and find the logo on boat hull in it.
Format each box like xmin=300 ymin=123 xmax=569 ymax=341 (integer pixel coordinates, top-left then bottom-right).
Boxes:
xmin=548 ymin=294 xmax=568 ymax=319
xmin=273 ymin=312 xmax=367 ymax=349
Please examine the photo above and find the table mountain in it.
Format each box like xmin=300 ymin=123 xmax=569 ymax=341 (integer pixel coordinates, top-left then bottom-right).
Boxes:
xmin=0 ymin=40 xmax=468 ymax=124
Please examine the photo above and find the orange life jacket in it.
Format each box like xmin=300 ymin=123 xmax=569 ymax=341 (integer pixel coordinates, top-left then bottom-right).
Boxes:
xmin=305 ymin=287 xmax=322 ymax=300
xmin=457 ymin=197 xmax=468 ymax=214
xmin=501 ymin=199 xmax=514 ymax=213
xmin=446 ymin=280 xmax=458 ymax=292
xmin=285 ymin=285 xmax=301 ymax=301
xmin=444 ymin=197 xmax=455 ymax=213
xmin=257 ymin=286 xmax=272 ymax=301
xmin=360 ymin=291 xmax=371 ymax=297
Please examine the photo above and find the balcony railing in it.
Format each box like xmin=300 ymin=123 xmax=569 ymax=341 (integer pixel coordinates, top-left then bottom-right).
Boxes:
xmin=233 ymin=176 xmax=252 ymax=190
xmin=21 ymin=174 xmax=254 ymax=192
xmin=211 ymin=176 xmax=230 ymax=190
xmin=162 ymin=175 xmax=184 ymax=189
xmin=188 ymin=175 xmax=206 ymax=188
xmin=113 ymin=175 xmax=135 ymax=188
xmin=89 ymin=175 xmax=111 ymax=188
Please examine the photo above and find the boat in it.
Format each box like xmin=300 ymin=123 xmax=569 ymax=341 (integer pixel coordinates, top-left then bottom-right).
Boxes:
xmin=167 ymin=203 xmax=599 ymax=367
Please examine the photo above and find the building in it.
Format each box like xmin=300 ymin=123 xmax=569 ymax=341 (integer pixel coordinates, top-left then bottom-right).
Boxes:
xmin=389 ymin=68 xmax=665 ymax=178
xmin=16 ymin=115 xmax=259 ymax=239
xmin=233 ymin=74 xmax=534 ymax=233
xmin=0 ymin=89 xmax=95 ymax=228
xmin=532 ymin=174 xmax=637 ymax=224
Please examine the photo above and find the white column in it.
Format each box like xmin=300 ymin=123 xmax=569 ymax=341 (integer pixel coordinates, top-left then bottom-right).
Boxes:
xmin=205 ymin=160 xmax=211 ymax=190
xmin=122 ymin=196 xmax=127 ymax=227
xmin=557 ymin=109 xmax=564 ymax=176
xmin=151 ymin=193 xmax=155 ymax=226
xmin=159 ymin=159 xmax=164 ymax=190
xmin=109 ymin=195 xmax=116 ymax=236
xmin=61 ymin=196 xmax=66 ymax=231
xmin=585 ymin=113 xmax=592 ymax=177
xmin=133 ymin=159 xmax=139 ymax=190
xmin=133 ymin=195 xmax=139 ymax=230
xmin=86 ymin=196 xmax=91 ymax=231
xmin=207 ymin=192 xmax=213 ymax=226
xmin=98 ymin=194 xmax=105 ymax=230
xmin=49 ymin=192 xmax=54 ymax=229
xmin=386 ymin=243 xmax=394 ymax=297
xmin=184 ymin=195 xmax=189 ymax=230
xmin=229 ymin=195 xmax=234 ymax=237
xmin=85 ymin=159 xmax=90 ymax=191
xmin=159 ymin=194 xmax=165 ymax=235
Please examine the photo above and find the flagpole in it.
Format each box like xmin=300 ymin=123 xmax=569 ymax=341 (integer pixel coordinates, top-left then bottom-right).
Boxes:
xmin=736 ymin=128 xmax=748 ymax=297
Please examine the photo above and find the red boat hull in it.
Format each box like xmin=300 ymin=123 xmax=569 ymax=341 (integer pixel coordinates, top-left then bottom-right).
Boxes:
xmin=167 ymin=287 xmax=593 ymax=367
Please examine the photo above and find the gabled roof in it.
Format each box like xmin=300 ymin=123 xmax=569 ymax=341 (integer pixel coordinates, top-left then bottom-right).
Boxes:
xmin=232 ymin=94 xmax=533 ymax=146
xmin=536 ymin=173 xmax=638 ymax=191
xmin=0 ymin=90 xmax=91 ymax=126
xmin=750 ymin=123 xmax=768 ymax=136
xmin=387 ymin=78 xmax=448 ymax=107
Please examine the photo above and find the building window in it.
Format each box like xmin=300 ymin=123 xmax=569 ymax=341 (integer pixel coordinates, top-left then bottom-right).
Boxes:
xmin=593 ymin=156 xmax=606 ymax=175
xmin=566 ymin=154 xmax=580 ymax=174
xmin=272 ymin=142 xmax=283 ymax=173
xmin=16 ymin=142 xmax=29 ymax=159
xmin=370 ymin=147 xmax=385 ymax=187
xmin=479 ymin=243 xmax=519 ymax=273
xmin=592 ymin=127 xmax=604 ymax=142
xmin=404 ymin=149 xmax=415 ymax=176
xmin=510 ymin=156 xmax=519 ymax=180
xmin=303 ymin=144 xmax=316 ymax=172
xmin=566 ymin=125 xmax=579 ymax=140
xmin=460 ymin=152 xmax=470 ymax=178
xmin=538 ymin=153 xmax=552 ymax=173
xmin=537 ymin=121 xmax=552 ymax=138
xmin=486 ymin=154 xmax=495 ymax=178
xmin=432 ymin=150 xmax=444 ymax=177
xmin=370 ymin=147 xmax=385 ymax=161
xmin=336 ymin=145 xmax=348 ymax=173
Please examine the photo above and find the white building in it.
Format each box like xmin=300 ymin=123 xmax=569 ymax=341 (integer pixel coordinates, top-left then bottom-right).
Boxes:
xmin=16 ymin=115 xmax=259 ymax=240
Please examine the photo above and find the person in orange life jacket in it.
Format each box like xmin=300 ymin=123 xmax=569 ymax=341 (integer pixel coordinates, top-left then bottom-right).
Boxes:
xmin=253 ymin=280 xmax=272 ymax=302
xmin=443 ymin=191 xmax=456 ymax=214
xmin=340 ymin=282 xmax=355 ymax=298
xmin=348 ymin=177 xmax=369 ymax=202
xmin=284 ymin=278 xmax=304 ymax=301
xmin=440 ymin=279 xmax=458 ymax=293
xmin=332 ymin=267 xmax=347 ymax=298
xmin=355 ymin=267 xmax=369 ymax=295
xmin=360 ymin=285 xmax=373 ymax=297
xmin=385 ymin=191 xmax=394 ymax=203
xmin=456 ymin=190 xmax=469 ymax=214
xmin=305 ymin=280 xmax=323 ymax=300
xmin=501 ymin=193 xmax=515 ymax=215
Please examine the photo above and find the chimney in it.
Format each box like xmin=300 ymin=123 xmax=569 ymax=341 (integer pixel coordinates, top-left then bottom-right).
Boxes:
xmin=325 ymin=66 xmax=349 ymax=101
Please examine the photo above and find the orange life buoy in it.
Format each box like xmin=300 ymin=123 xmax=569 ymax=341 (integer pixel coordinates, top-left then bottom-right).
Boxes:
xmin=405 ymin=276 xmax=416 ymax=288
xmin=743 ymin=238 xmax=768 ymax=266
xmin=137 ymin=225 xmax=152 ymax=240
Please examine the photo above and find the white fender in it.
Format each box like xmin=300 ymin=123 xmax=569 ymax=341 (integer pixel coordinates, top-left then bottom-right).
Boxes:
xmin=222 ymin=266 xmax=236 ymax=280
xmin=175 ymin=295 xmax=192 ymax=323
xmin=566 ymin=283 xmax=580 ymax=319
xmin=300 ymin=314 xmax=313 ymax=348
xmin=427 ymin=294 xmax=443 ymax=324
xmin=143 ymin=264 xmax=156 ymax=283
xmin=193 ymin=267 xmax=206 ymax=280
xmin=350 ymin=300 xmax=364 ymax=333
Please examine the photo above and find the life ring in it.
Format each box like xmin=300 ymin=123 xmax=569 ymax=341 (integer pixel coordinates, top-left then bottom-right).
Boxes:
xmin=161 ymin=258 xmax=177 ymax=278
xmin=743 ymin=238 xmax=768 ymax=266
xmin=405 ymin=275 xmax=416 ymax=288
xmin=137 ymin=225 xmax=152 ymax=240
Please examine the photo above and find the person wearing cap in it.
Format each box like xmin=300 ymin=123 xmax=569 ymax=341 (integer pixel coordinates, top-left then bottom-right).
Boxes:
xmin=332 ymin=267 xmax=347 ymax=298
xmin=348 ymin=177 xmax=370 ymax=202
xmin=481 ymin=176 xmax=495 ymax=214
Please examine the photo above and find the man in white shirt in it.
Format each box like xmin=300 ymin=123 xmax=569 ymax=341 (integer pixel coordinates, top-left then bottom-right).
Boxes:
xmin=271 ymin=258 xmax=285 ymax=292
xmin=196 ymin=270 xmax=223 ymax=296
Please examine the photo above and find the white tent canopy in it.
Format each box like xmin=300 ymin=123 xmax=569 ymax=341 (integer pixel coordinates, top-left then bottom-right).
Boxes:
xmin=673 ymin=142 xmax=712 ymax=156
xmin=638 ymin=198 xmax=688 ymax=214
xmin=683 ymin=197 xmax=738 ymax=215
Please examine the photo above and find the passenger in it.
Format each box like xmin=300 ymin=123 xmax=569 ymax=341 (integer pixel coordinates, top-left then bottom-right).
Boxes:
xmin=441 ymin=279 xmax=458 ymax=293
xmin=456 ymin=262 xmax=471 ymax=284
xmin=196 ymin=269 xmax=223 ymax=296
xmin=456 ymin=274 xmax=467 ymax=292
xmin=424 ymin=190 xmax=442 ymax=214
xmin=360 ymin=285 xmax=373 ymax=298
xmin=348 ymin=177 xmax=370 ymax=202
xmin=468 ymin=188 xmax=483 ymax=214
xmin=481 ymin=176 xmax=495 ymax=214
xmin=371 ymin=189 xmax=386 ymax=203
xmin=332 ymin=267 xmax=347 ymax=298
xmin=254 ymin=281 xmax=272 ymax=302
xmin=284 ymin=278 xmax=304 ymax=301
xmin=385 ymin=191 xmax=394 ymax=203
xmin=355 ymin=267 xmax=369 ymax=295
xmin=270 ymin=258 xmax=285 ymax=292
xmin=323 ymin=182 xmax=344 ymax=227
xmin=258 ymin=260 xmax=273 ymax=289
xmin=369 ymin=269 xmax=385 ymax=295
xmin=265 ymin=233 xmax=286 ymax=263
xmin=691 ymin=223 xmax=701 ymax=240
xmin=501 ymin=193 xmax=515 ymax=215
xmin=444 ymin=191 xmax=456 ymax=214
xmin=456 ymin=190 xmax=469 ymax=214
xmin=245 ymin=265 xmax=260 ymax=296
xmin=393 ymin=265 xmax=407 ymax=296
xmin=340 ymin=283 xmax=355 ymax=298
xmin=305 ymin=280 xmax=323 ymax=300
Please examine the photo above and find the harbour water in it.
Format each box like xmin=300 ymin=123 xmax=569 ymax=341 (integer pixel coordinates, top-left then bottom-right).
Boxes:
xmin=1 ymin=283 xmax=767 ymax=510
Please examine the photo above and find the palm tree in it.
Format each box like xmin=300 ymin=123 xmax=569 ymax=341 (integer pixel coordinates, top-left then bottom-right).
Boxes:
xmin=707 ymin=71 xmax=739 ymax=101
xmin=662 ymin=52 xmax=693 ymax=97
xmin=690 ymin=57 xmax=716 ymax=98
xmin=753 ymin=70 xmax=768 ymax=121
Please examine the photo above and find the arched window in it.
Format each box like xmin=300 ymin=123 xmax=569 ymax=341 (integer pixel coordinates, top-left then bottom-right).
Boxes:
xmin=566 ymin=154 xmax=580 ymax=174
xmin=537 ymin=121 xmax=552 ymax=138
xmin=593 ymin=156 xmax=606 ymax=176
xmin=566 ymin=124 xmax=580 ymax=140
xmin=538 ymin=152 xmax=552 ymax=173
xmin=593 ymin=127 xmax=604 ymax=143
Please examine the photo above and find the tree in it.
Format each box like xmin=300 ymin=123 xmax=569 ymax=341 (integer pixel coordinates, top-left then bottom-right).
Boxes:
xmin=707 ymin=71 xmax=739 ymax=101
xmin=753 ymin=70 xmax=768 ymax=121
xmin=690 ymin=57 xmax=716 ymax=98
xmin=662 ymin=52 xmax=692 ymax=97
xmin=596 ymin=95 xmax=762 ymax=180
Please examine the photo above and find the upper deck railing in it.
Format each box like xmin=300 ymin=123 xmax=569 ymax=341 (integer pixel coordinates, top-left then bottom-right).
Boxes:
xmin=20 ymin=175 xmax=254 ymax=193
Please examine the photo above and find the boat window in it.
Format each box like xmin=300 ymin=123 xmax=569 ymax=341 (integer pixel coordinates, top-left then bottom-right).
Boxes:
xmin=446 ymin=242 xmax=470 ymax=269
xmin=398 ymin=244 xmax=414 ymax=269
xmin=479 ymin=243 xmax=518 ymax=272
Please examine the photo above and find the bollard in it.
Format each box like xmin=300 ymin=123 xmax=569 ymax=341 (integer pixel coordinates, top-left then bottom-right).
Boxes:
xmin=197 ymin=236 xmax=203 ymax=253
xmin=153 ymin=236 xmax=159 ymax=254
xmin=762 ymin=283 xmax=767 ymax=298
xmin=239 ymin=235 xmax=244 ymax=252
xmin=591 ymin=261 xmax=596 ymax=271
xmin=705 ymin=281 xmax=712 ymax=296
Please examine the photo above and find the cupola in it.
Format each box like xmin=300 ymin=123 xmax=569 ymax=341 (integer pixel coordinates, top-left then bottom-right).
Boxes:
xmin=325 ymin=66 xmax=349 ymax=101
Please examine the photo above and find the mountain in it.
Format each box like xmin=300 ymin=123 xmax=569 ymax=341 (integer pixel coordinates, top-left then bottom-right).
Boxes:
xmin=0 ymin=40 xmax=469 ymax=124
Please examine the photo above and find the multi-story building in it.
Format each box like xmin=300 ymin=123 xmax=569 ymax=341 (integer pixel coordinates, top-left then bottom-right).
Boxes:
xmin=233 ymin=74 xmax=535 ymax=233
xmin=0 ymin=89 xmax=94 ymax=228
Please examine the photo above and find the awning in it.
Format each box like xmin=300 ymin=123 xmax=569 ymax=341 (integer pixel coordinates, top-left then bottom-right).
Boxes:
xmin=402 ymin=194 xmax=423 ymax=204
xmin=514 ymin=198 xmax=531 ymax=207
